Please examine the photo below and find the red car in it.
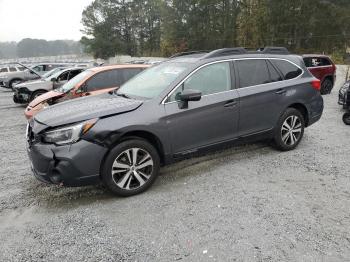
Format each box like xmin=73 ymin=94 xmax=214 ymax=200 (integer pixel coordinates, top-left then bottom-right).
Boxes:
xmin=25 ymin=64 xmax=149 ymax=119
xmin=303 ymin=55 xmax=336 ymax=95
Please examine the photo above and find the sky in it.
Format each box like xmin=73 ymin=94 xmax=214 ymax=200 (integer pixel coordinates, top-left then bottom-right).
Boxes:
xmin=0 ymin=0 xmax=94 ymax=42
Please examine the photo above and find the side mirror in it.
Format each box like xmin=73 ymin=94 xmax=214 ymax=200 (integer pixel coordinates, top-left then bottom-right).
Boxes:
xmin=51 ymin=77 xmax=57 ymax=82
xmin=178 ymin=89 xmax=202 ymax=109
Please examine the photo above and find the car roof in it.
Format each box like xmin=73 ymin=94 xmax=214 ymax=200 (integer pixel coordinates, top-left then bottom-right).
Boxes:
xmin=60 ymin=67 xmax=86 ymax=72
xmin=170 ymin=53 xmax=303 ymax=66
xmin=89 ymin=64 xmax=151 ymax=73
xmin=302 ymin=54 xmax=331 ymax=58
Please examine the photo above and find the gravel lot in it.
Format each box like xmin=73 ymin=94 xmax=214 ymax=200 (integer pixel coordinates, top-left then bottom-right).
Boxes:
xmin=0 ymin=67 xmax=350 ymax=262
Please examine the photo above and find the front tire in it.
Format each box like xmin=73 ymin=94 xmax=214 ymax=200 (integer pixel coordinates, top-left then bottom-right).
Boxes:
xmin=101 ymin=139 xmax=160 ymax=197
xmin=343 ymin=113 xmax=350 ymax=125
xmin=9 ymin=79 xmax=23 ymax=89
xmin=320 ymin=78 xmax=333 ymax=95
xmin=273 ymin=108 xmax=305 ymax=151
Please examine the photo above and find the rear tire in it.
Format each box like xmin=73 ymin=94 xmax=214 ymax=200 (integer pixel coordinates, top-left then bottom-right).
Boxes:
xmin=343 ymin=113 xmax=350 ymax=125
xmin=101 ymin=139 xmax=160 ymax=197
xmin=320 ymin=78 xmax=333 ymax=95
xmin=273 ymin=108 xmax=305 ymax=151
xmin=30 ymin=90 xmax=46 ymax=102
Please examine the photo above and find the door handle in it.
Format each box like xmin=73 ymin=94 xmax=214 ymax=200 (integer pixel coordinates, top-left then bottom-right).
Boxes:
xmin=224 ymin=100 xmax=238 ymax=108
xmin=275 ymin=88 xmax=287 ymax=95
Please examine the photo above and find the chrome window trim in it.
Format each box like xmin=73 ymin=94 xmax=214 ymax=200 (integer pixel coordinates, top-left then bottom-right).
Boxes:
xmin=161 ymin=57 xmax=304 ymax=105
xmin=306 ymin=65 xmax=333 ymax=69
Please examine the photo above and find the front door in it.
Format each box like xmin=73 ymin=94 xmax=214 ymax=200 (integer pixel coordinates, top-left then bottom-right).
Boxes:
xmin=164 ymin=61 xmax=239 ymax=154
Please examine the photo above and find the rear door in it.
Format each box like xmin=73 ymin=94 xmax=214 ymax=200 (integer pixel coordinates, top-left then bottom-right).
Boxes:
xmin=164 ymin=61 xmax=239 ymax=154
xmin=235 ymin=59 xmax=288 ymax=136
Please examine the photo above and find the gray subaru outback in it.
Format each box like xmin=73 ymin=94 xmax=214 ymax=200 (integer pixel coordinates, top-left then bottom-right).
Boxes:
xmin=27 ymin=47 xmax=324 ymax=197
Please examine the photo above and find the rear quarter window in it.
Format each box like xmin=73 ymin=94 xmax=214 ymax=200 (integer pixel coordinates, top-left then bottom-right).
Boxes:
xmin=271 ymin=60 xmax=302 ymax=80
xmin=303 ymin=57 xmax=331 ymax=67
xmin=0 ymin=68 xmax=8 ymax=73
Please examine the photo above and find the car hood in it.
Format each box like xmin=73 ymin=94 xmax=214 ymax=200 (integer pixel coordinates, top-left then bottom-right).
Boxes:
xmin=14 ymin=79 xmax=49 ymax=89
xmin=34 ymin=93 xmax=143 ymax=127
xmin=29 ymin=90 xmax=63 ymax=108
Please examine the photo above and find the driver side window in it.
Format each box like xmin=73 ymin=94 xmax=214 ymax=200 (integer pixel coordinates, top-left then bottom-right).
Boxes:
xmin=169 ymin=62 xmax=231 ymax=102
xmin=57 ymin=71 xmax=69 ymax=82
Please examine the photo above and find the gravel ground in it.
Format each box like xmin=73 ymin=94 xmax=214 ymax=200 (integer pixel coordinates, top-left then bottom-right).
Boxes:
xmin=0 ymin=67 xmax=350 ymax=262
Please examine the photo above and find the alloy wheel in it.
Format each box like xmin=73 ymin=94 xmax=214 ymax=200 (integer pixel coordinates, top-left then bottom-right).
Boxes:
xmin=281 ymin=115 xmax=302 ymax=146
xmin=111 ymin=148 xmax=154 ymax=190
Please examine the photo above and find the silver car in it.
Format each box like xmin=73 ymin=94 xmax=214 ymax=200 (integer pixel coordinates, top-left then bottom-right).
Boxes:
xmin=13 ymin=67 xmax=85 ymax=104
xmin=0 ymin=64 xmax=41 ymax=89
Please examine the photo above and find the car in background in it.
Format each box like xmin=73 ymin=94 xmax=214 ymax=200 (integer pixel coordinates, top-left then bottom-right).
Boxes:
xmin=26 ymin=47 xmax=324 ymax=196
xmin=0 ymin=65 xmax=26 ymax=86
xmin=303 ymin=55 xmax=336 ymax=95
xmin=13 ymin=67 xmax=85 ymax=104
xmin=39 ymin=67 xmax=67 ymax=79
xmin=338 ymin=81 xmax=350 ymax=109
xmin=30 ymin=63 xmax=74 ymax=75
xmin=25 ymin=64 xmax=150 ymax=119
xmin=0 ymin=64 xmax=42 ymax=89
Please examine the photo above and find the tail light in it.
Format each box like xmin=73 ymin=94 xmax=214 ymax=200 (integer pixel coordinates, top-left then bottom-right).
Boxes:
xmin=311 ymin=79 xmax=321 ymax=91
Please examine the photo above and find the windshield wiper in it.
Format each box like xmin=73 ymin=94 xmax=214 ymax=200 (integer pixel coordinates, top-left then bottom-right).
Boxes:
xmin=115 ymin=92 xmax=131 ymax=99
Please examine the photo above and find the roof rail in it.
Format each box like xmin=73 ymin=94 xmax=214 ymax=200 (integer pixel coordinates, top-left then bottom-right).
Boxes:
xmin=258 ymin=47 xmax=290 ymax=55
xmin=201 ymin=47 xmax=247 ymax=59
xmin=170 ymin=51 xmax=209 ymax=59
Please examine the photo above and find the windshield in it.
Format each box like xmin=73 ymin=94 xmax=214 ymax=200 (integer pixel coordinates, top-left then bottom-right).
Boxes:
xmin=56 ymin=70 xmax=92 ymax=93
xmin=117 ymin=62 xmax=189 ymax=99
xmin=43 ymin=68 xmax=63 ymax=79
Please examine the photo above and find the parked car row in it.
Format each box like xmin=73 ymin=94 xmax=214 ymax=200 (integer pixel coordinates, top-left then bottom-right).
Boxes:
xmin=23 ymin=47 xmax=325 ymax=197
xmin=0 ymin=62 xmax=90 ymax=89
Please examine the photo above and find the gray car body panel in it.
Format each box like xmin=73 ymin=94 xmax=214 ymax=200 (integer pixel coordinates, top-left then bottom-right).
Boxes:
xmin=15 ymin=79 xmax=53 ymax=92
xmin=28 ymin=52 xmax=324 ymax=186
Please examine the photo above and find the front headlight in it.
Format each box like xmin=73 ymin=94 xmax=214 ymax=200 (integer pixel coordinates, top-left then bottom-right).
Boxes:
xmin=42 ymin=119 xmax=98 ymax=145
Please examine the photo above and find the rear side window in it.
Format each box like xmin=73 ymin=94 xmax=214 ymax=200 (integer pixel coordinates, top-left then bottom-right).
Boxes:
xmin=237 ymin=59 xmax=270 ymax=88
xmin=33 ymin=65 xmax=45 ymax=72
xmin=85 ymin=70 xmax=121 ymax=92
xmin=303 ymin=57 xmax=331 ymax=67
xmin=0 ymin=68 xmax=8 ymax=73
xmin=271 ymin=60 xmax=302 ymax=80
xmin=9 ymin=67 xmax=17 ymax=72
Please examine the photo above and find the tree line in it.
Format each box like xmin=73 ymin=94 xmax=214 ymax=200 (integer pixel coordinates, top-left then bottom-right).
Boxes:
xmin=0 ymin=39 xmax=83 ymax=59
xmin=81 ymin=0 xmax=350 ymax=60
